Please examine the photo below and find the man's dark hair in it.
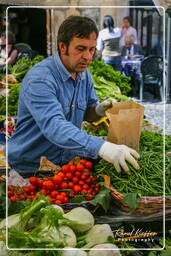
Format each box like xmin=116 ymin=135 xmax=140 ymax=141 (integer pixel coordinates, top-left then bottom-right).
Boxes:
xmin=57 ymin=15 xmax=98 ymax=53
xmin=123 ymin=16 xmax=133 ymax=26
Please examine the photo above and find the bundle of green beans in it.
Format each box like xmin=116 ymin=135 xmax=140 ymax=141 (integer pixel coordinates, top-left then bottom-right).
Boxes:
xmin=95 ymin=153 xmax=171 ymax=196
xmin=94 ymin=131 xmax=171 ymax=196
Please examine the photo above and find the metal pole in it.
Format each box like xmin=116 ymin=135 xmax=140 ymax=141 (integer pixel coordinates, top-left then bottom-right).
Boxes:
xmin=147 ymin=10 xmax=153 ymax=55
xmin=167 ymin=18 xmax=171 ymax=102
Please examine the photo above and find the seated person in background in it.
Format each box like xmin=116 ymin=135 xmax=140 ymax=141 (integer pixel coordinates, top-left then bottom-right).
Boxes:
xmin=121 ymin=35 xmax=144 ymax=59
xmin=0 ymin=31 xmax=18 ymax=66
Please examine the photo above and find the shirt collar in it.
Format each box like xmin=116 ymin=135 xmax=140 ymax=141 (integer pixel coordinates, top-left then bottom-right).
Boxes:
xmin=54 ymin=52 xmax=85 ymax=82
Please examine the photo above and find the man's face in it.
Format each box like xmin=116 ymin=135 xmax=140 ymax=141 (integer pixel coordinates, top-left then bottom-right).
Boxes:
xmin=123 ymin=19 xmax=130 ymax=28
xmin=59 ymin=32 xmax=97 ymax=76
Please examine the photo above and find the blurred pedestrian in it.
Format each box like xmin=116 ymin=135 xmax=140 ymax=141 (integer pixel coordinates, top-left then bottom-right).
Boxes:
xmin=96 ymin=15 xmax=122 ymax=71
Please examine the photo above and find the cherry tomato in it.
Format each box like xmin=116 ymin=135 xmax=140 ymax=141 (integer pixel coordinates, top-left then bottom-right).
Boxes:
xmin=57 ymin=172 xmax=65 ymax=178
xmin=7 ymin=191 xmax=13 ymax=197
xmin=68 ymin=182 xmax=74 ymax=188
xmin=38 ymin=179 xmax=44 ymax=188
xmin=73 ymin=185 xmax=81 ymax=193
xmin=85 ymin=161 xmax=93 ymax=169
xmin=43 ymin=181 xmax=54 ymax=190
xmin=83 ymin=172 xmax=90 ymax=178
xmin=29 ymin=177 xmax=39 ymax=186
xmin=81 ymin=175 xmax=86 ymax=180
xmin=55 ymin=200 xmax=62 ymax=204
xmin=72 ymin=177 xmax=79 ymax=184
xmin=65 ymin=173 xmax=73 ymax=180
xmin=56 ymin=194 xmax=65 ymax=203
xmin=69 ymin=165 xmax=76 ymax=173
xmin=63 ymin=197 xmax=69 ymax=203
xmin=60 ymin=192 xmax=67 ymax=197
xmin=10 ymin=196 xmax=17 ymax=202
xmin=61 ymin=165 xmax=70 ymax=173
xmin=50 ymin=190 xmax=59 ymax=198
xmin=80 ymin=159 xmax=86 ymax=165
xmin=82 ymin=184 xmax=89 ymax=190
xmin=76 ymin=164 xmax=84 ymax=172
xmin=60 ymin=182 xmax=68 ymax=189
xmin=40 ymin=189 xmax=47 ymax=195
xmin=29 ymin=185 xmax=36 ymax=192
xmin=53 ymin=175 xmax=63 ymax=185
xmin=86 ymin=178 xmax=92 ymax=184
xmin=75 ymin=171 xmax=82 ymax=178
xmin=78 ymin=180 xmax=84 ymax=186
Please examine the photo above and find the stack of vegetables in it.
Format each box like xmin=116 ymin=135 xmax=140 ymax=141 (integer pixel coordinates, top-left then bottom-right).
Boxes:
xmin=88 ymin=58 xmax=131 ymax=101
xmin=0 ymin=196 xmax=121 ymax=255
xmin=0 ymin=56 xmax=44 ymax=116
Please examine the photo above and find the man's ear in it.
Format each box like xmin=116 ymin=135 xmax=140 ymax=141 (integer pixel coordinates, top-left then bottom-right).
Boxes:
xmin=58 ymin=42 xmax=67 ymax=55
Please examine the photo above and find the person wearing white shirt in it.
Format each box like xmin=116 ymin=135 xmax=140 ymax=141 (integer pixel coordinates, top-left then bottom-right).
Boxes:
xmin=96 ymin=15 xmax=122 ymax=71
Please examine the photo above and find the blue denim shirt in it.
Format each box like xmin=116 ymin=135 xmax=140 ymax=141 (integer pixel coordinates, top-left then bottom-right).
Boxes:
xmin=8 ymin=52 xmax=104 ymax=172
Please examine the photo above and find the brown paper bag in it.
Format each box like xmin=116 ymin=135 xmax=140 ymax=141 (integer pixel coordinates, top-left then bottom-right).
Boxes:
xmin=106 ymin=101 xmax=144 ymax=151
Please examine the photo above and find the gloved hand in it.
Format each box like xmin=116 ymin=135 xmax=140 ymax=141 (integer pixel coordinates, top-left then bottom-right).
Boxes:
xmin=98 ymin=142 xmax=140 ymax=174
xmin=95 ymin=98 xmax=115 ymax=117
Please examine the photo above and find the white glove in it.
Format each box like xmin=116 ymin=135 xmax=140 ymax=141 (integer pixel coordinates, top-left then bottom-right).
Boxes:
xmin=95 ymin=98 xmax=115 ymax=117
xmin=99 ymin=142 xmax=140 ymax=174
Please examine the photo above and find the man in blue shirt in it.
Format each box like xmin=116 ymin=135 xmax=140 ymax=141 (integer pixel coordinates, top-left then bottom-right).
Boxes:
xmin=8 ymin=16 xmax=140 ymax=174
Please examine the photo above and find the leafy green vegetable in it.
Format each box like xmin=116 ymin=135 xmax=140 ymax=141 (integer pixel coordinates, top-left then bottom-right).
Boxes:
xmin=89 ymin=58 xmax=132 ymax=100
xmin=89 ymin=188 xmax=111 ymax=212
xmin=123 ymin=193 xmax=141 ymax=210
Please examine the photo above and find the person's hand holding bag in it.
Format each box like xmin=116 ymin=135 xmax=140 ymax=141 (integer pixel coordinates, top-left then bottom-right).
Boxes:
xmin=95 ymin=98 xmax=116 ymax=117
xmin=98 ymin=142 xmax=140 ymax=175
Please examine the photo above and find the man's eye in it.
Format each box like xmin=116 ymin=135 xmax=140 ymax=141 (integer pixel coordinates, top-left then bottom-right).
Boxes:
xmin=77 ymin=47 xmax=84 ymax=51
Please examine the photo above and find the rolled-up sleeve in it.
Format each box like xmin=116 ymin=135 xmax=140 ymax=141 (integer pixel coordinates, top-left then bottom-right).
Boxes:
xmin=23 ymin=79 xmax=104 ymax=159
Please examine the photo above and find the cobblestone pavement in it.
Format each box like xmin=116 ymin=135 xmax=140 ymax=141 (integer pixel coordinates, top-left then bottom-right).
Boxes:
xmin=142 ymin=101 xmax=171 ymax=135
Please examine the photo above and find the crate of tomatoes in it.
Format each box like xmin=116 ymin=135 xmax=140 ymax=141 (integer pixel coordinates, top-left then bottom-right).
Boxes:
xmin=7 ymin=157 xmax=103 ymax=210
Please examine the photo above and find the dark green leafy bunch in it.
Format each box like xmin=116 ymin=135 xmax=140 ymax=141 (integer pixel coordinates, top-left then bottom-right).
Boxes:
xmin=0 ymin=55 xmax=45 ymax=116
xmin=8 ymin=55 xmax=44 ymax=81
xmin=88 ymin=58 xmax=132 ymax=97
xmin=0 ymin=83 xmax=21 ymax=116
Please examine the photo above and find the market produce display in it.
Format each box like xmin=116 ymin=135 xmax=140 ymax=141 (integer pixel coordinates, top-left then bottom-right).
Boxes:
xmin=0 ymin=195 xmax=120 ymax=254
xmin=0 ymin=56 xmax=44 ymax=116
xmin=7 ymin=159 xmax=101 ymax=204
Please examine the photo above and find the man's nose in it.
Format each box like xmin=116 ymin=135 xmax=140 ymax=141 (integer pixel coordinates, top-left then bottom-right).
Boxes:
xmin=82 ymin=50 xmax=93 ymax=60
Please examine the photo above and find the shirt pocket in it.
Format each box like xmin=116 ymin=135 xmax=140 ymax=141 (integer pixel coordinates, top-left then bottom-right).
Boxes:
xmin=77 ymin=102 xmax=87 ymax=111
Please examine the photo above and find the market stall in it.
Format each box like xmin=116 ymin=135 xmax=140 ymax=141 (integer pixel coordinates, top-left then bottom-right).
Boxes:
xmin=0 ymin=56 xmax=171 ymax=256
